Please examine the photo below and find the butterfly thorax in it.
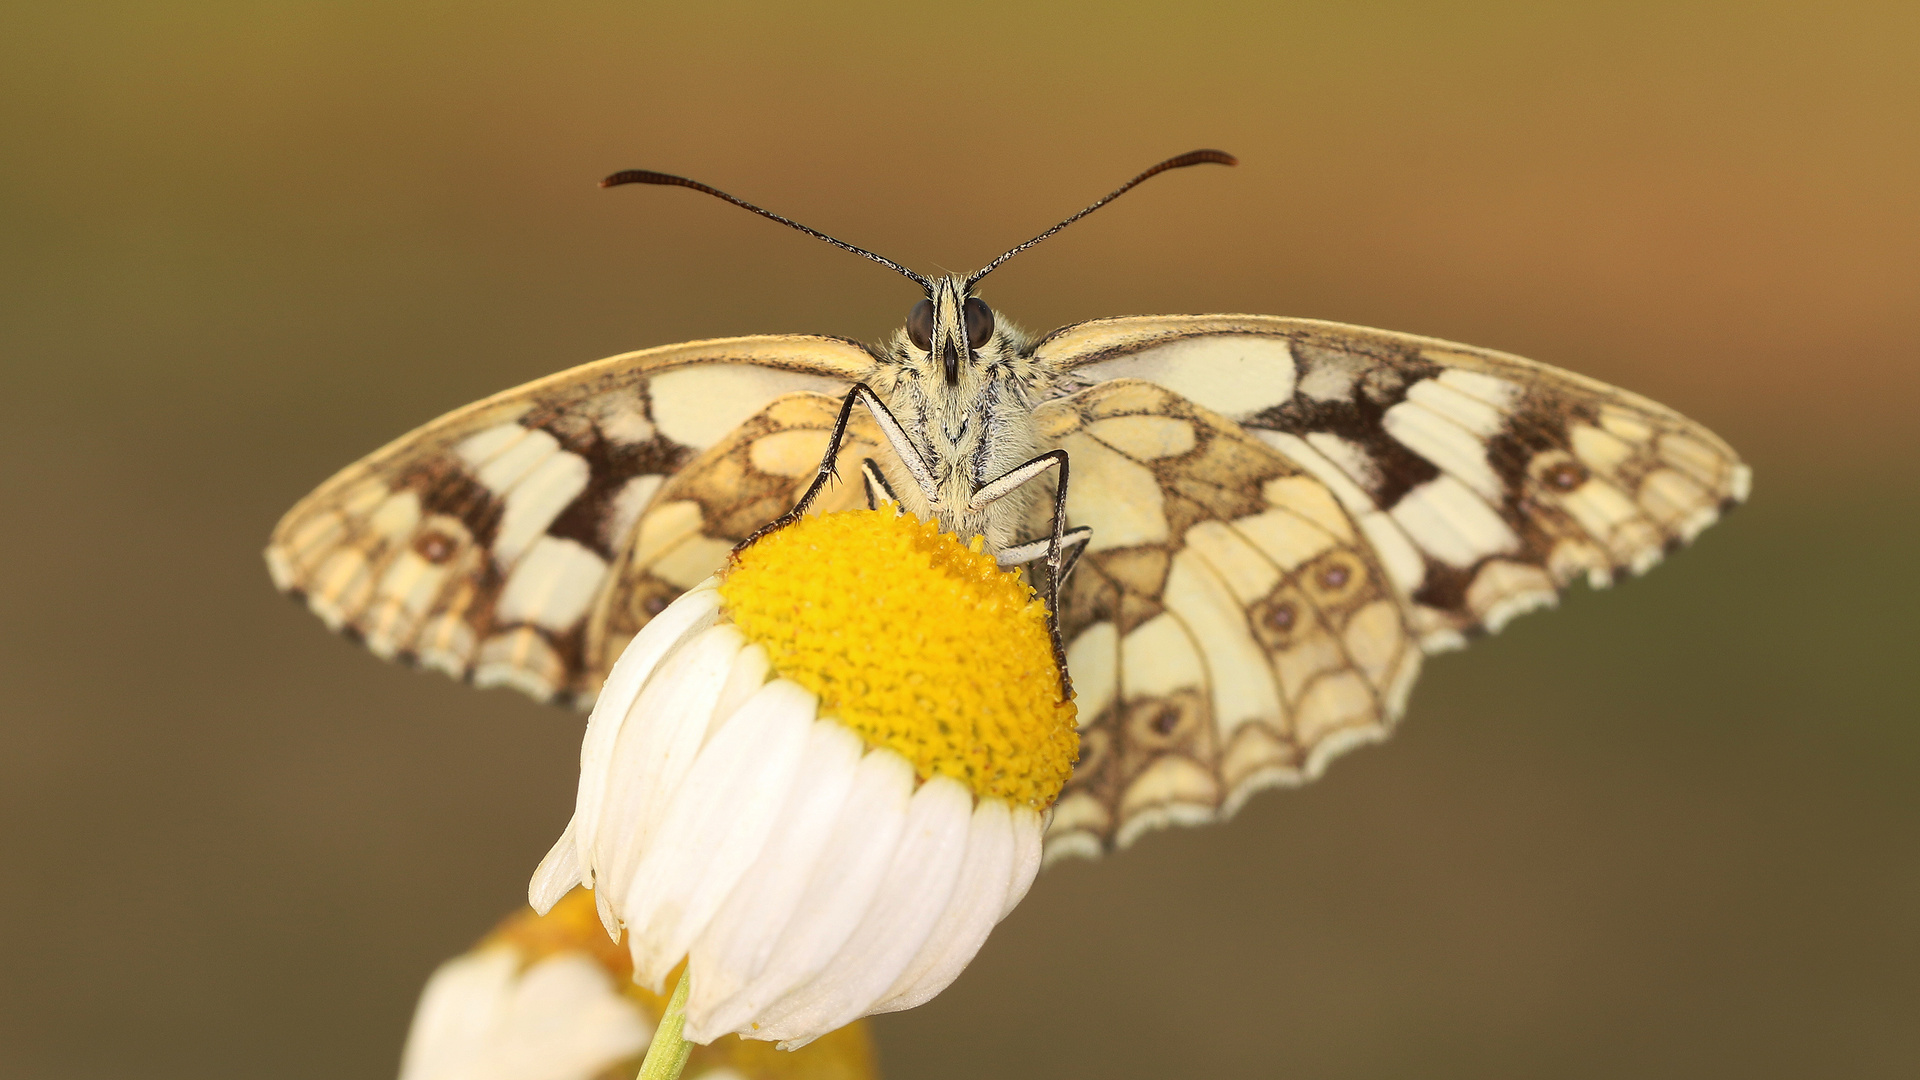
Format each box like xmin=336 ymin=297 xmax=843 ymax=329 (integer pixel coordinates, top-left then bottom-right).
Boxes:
xmin=865 ymin=275 xmax=1051 ymax=552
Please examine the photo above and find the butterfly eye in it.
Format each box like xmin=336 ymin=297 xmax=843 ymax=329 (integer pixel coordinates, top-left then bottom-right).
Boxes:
xmin=964 ymin=297 xmax=995 ymax=350
xmin=906 ymin=299 xmax=934 ymax=351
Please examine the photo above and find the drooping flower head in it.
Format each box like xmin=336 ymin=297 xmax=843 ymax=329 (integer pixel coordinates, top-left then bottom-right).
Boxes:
xmin=531 ymin=508 xmax=1077 ymax=1047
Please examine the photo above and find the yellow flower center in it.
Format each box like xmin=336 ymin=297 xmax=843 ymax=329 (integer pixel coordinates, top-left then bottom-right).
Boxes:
xmin=718 ymin=509 xmax=1077 ymax=807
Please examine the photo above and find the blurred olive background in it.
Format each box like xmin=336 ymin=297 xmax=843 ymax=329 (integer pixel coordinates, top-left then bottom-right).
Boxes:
xmin=3 ymin=2 xmax=1916 ymax=1078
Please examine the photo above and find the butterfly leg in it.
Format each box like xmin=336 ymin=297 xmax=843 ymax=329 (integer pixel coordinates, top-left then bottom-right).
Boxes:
xmin=860 ymin=457 xmax=899 ymax=510
xmin=996 ymin=527 xmax=1091 ymax=584
xmin=968 ymin=450 xmax=1074 ymax=696
xmin=735 ymin=382 xmax=938 ymax=553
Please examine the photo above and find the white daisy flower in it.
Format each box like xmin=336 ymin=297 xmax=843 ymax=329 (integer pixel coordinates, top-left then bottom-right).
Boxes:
xmin=398 ymin=888 xmax=881 ymax=1080
xmin=528 ymin=508 xmax=1078 ymax=1049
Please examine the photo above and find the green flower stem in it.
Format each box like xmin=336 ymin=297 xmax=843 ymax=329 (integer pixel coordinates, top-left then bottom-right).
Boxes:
xmin=637 ymin=967 xmax=694 ymax=1080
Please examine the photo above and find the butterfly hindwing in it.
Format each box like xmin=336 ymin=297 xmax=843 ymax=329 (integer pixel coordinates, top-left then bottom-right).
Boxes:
xmin=1031 ymin=316 xmax=1748 ymax=859
xmin=585 ymin=394 xmax=889 ymax=700
xmin=1031 ymin=379 xmax=1424 ymax=862
xmin=266 ymin=336 xmax=874 ymax=706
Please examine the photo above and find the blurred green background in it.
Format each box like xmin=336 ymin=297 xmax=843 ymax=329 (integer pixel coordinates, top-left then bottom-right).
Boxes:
xmin=3 ymin=3 xmax=1915 ymax=1078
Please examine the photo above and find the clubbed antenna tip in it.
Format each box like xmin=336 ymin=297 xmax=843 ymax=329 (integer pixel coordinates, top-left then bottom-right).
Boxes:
xmin=966 ymin=149 xmax=1236 ymax=286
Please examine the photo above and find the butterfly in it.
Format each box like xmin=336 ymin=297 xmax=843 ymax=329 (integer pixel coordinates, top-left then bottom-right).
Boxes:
xmin=266 ymin=150 xmax=1749 ymax=864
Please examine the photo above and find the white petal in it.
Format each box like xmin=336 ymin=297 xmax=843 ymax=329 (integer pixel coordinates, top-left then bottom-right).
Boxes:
xmin=400 ymin=948 xmax=654 ymax=1080
xmin=868 ymin=795 xmax=1016 ymax=1014
xmin=594 ymin=887 xmax=620 ymax=941
xmin=495 ymin=954 xmax=655 ymax=1080
xmin=709 ymin=642 xmax=771 ymax=734
xmin=400 ymin=947 xmax=517 ymax=1080
xmin=1001 ymin=805 xmax=1045 ymax=919
xmin=689 ymin=747 xmax=913 ymax=1040
xmin=755 ymin=773 xmax=974 ymax=1045
xmin=593 ymin=623 xmax=745 ymax=915
xmin=573 ymin=581 xmax=720 ymax=876
xmin=527 ymin=815 xmax=582 ymax=915
xmin=682 ymin=719 xmax=865 ymax=1040
xmin=620 ymin=680 xmax=816 ymax=991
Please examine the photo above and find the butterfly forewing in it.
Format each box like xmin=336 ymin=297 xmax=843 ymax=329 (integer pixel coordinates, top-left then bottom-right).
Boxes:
xmin=266 ymin=335 xmax=876 ymax=706
xmin=1028 ymin=316 xmax=1747 ymax=860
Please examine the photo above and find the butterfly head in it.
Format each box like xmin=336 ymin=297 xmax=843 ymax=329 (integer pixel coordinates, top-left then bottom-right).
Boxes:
xmin=880 ymin=274 xmax=1045 ymax=436
xmin=901 ymin=276 xmax=998 ymax=387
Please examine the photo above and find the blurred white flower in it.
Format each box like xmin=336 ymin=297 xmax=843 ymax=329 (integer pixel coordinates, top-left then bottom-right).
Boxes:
xmin=399 ymin=945 xmax=650 ymax=1080
xmin=530 ymin=509 xmax=1077 ymax=1047
xmin=398 ymin=889 xmax=880 ymax=1080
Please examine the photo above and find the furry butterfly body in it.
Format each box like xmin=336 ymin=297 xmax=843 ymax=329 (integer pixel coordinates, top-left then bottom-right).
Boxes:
xmin=267 ymin=154 xmax=1748 ymax=861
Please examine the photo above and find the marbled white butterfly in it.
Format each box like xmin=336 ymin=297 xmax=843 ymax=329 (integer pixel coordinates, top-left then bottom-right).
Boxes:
xmin=266 ymin=151 xmax=1749 ymax=863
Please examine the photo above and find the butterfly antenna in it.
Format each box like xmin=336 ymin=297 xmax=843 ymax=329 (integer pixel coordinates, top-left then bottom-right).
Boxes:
xmin=603 ymin=169 xmax=932 ymax=290
xmin=965 ymin=149 xmax=1237 ymax=287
